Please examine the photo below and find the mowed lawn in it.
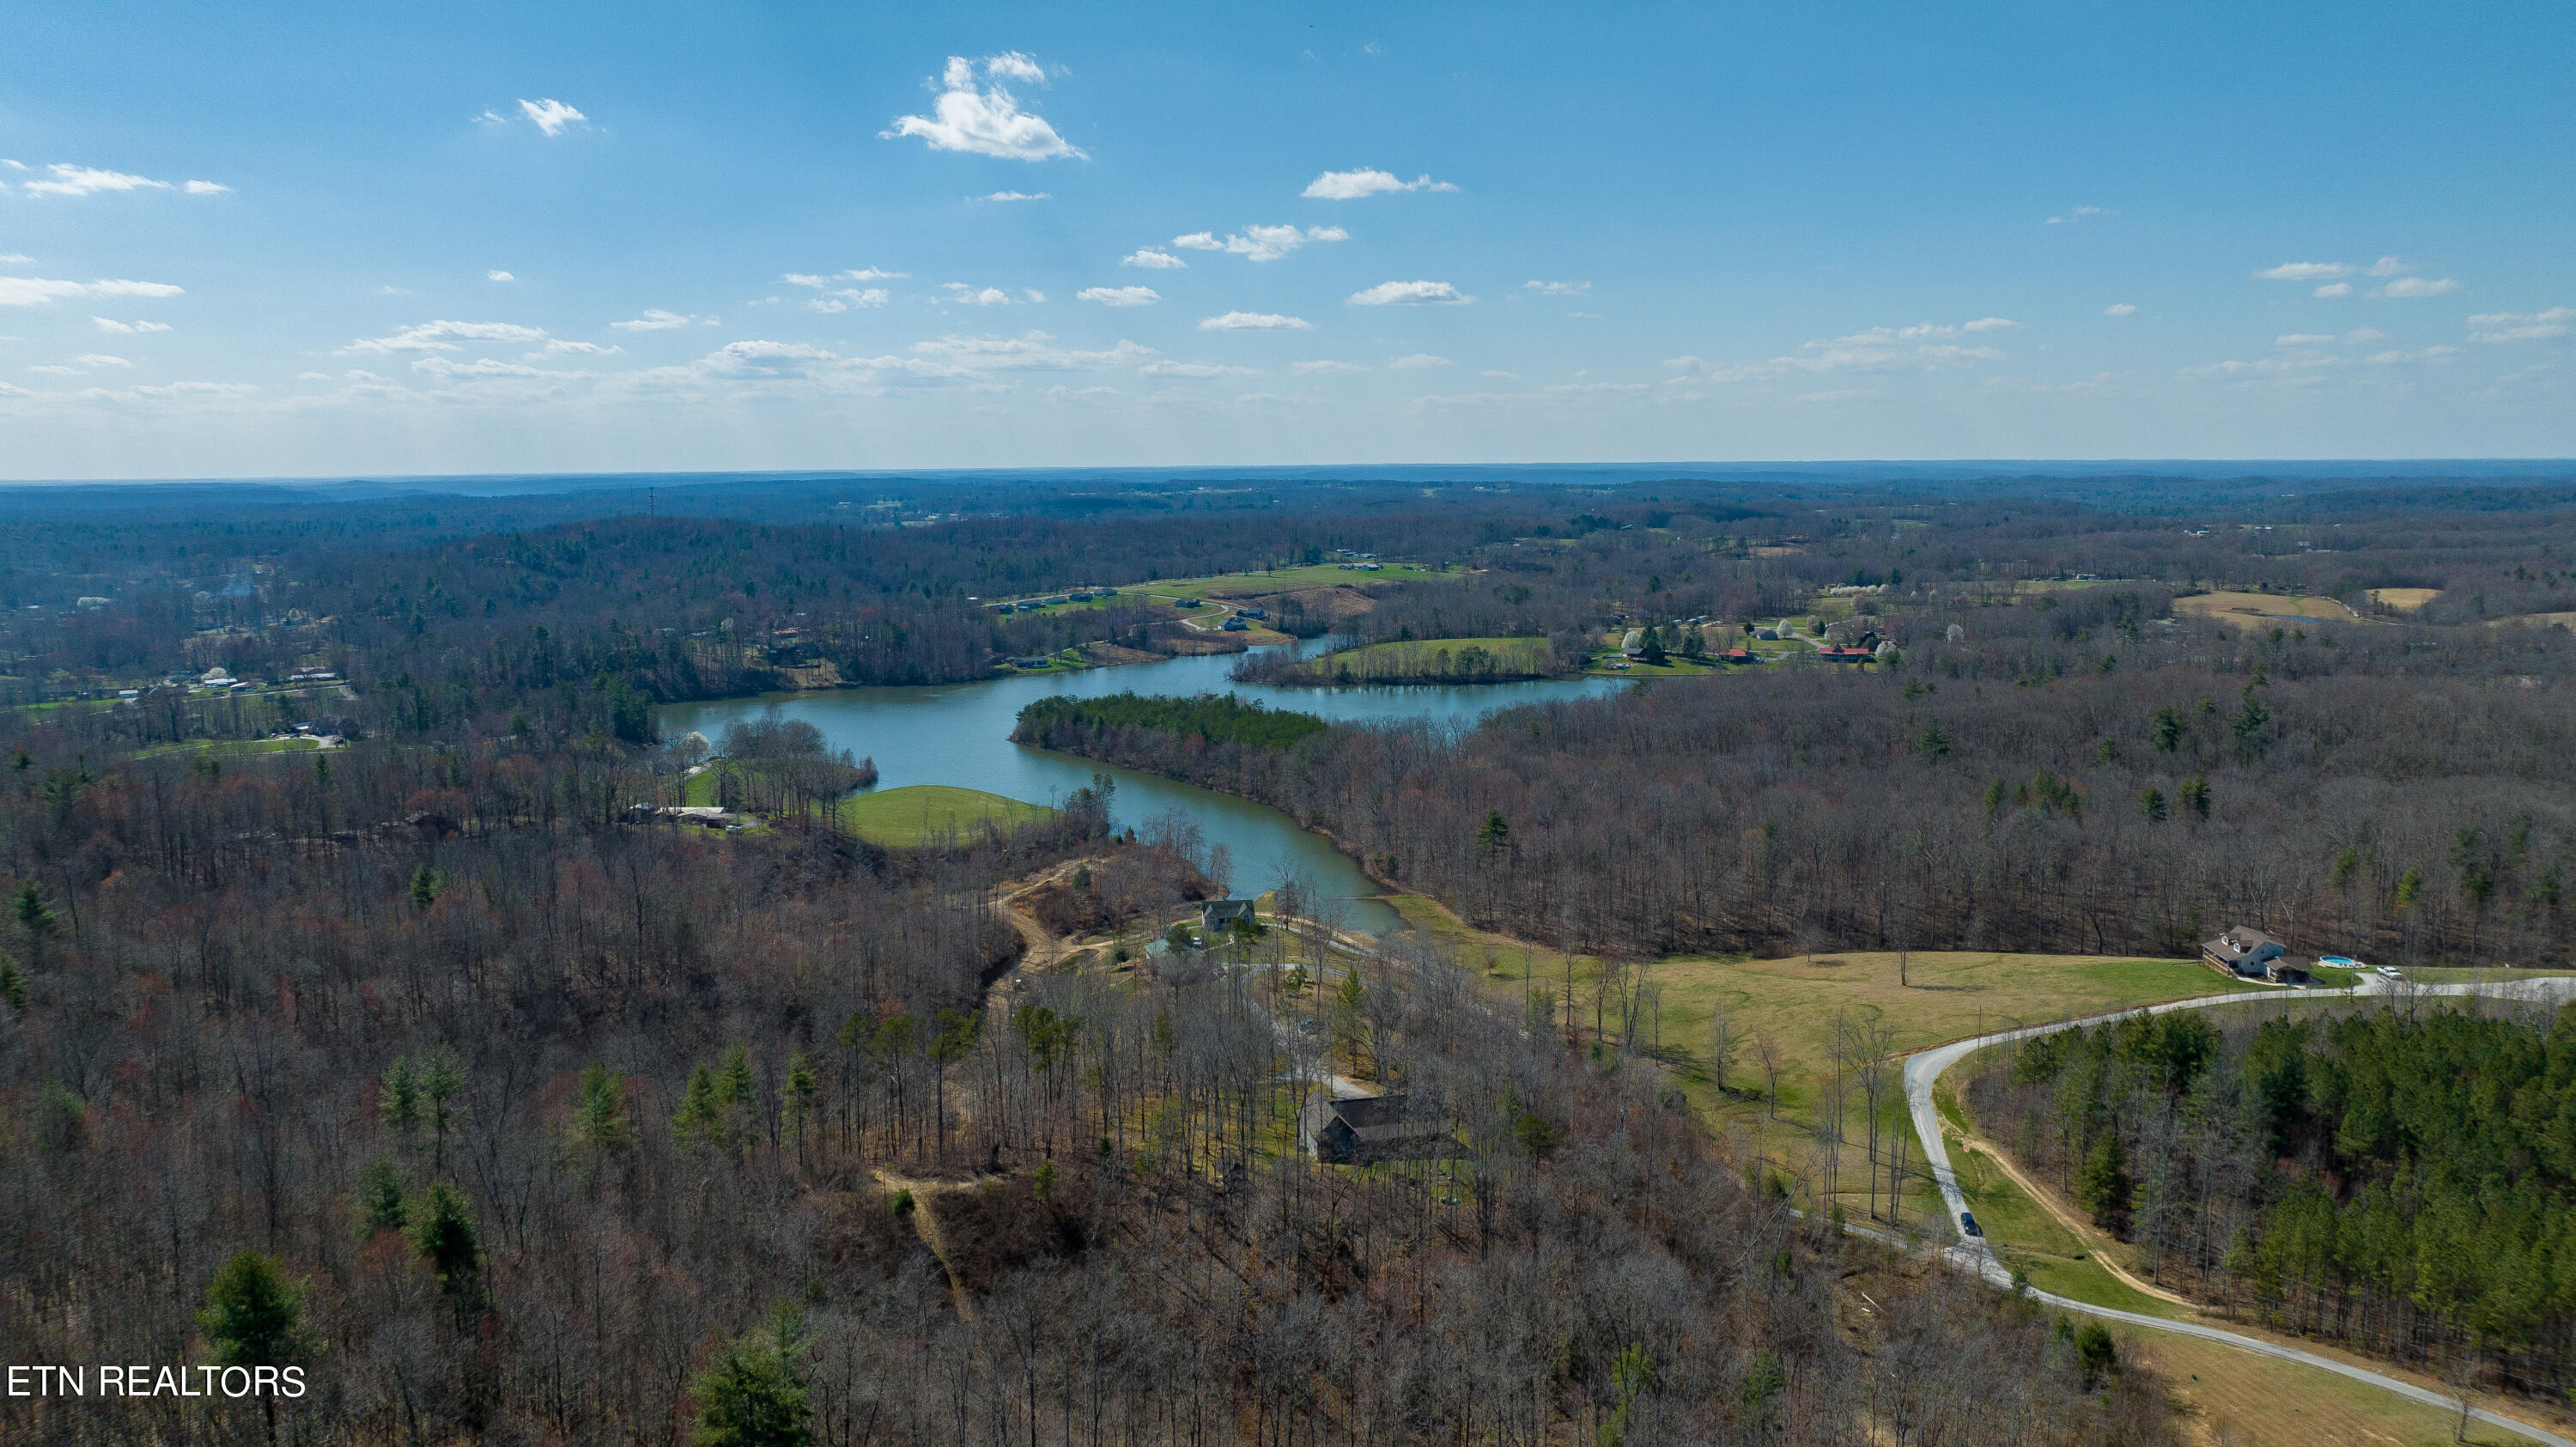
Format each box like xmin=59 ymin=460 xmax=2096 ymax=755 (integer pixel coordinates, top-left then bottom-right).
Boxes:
xmin=2146 ymin=1333 xmax=2549 ymax=1447
xmin=835 ymin=785 xmax=1052 ymax=845
xmin=1141 ymin=561 xmax=1454 ymax=595
xmin=1295 ymin=636 xmax=1552 ymax=679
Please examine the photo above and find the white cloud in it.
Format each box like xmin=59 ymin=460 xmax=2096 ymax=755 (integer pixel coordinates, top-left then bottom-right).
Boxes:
xmin=1301 ymin=168 xmax=1457 ymax=200
xmin=340 ymin=319 xmax=548 ymax=354
xmin=612 ymin=309 xmax=702 ymax=331
xmin=1481 ymin=370 xmax=1521 ymax=380
xmin=90 ymin=317 xmax=173 ymax=333
xmin=784 ymin=268 xmax=906 ymax=285
xmin=1171 ymin=224 xmax=1348 ymax=262
xmin=1524 ymin=280 xmax=1589 ymax=296
xmin=1387 ymin=353 xmax=1450 ymax=368
xmin=911 ymin=332 xmax=1154 ymax=370
xmin=1290 ymin=360 xmax=1364 ymax=374
xmin=27 ymin=365 xmax=77 ymax=375
xmin=519 ymin=99 xmax=587 ymax=136
xmin=2365 ymin=256 xmax=2409 ymax=277
xmin=21 ymin=164 xmax=173 ymax=198
xmin=0 ymin=254 xmax=28 ymax=264
xmin=1200 ymin=311 xmax=1312 ymax=331
xmin=476 ymin=109 xmax=507 ymax=125
xmin=1121 ymin=248 xmax=1185 ymax=270
xmin=536 ymin=339 xmax=621 ymax=356
xmin=2275 ymin=333 xmax=2334 ymax=346
xmin=1664 ymin=319 xmax=2009 ymax=382
xmin=1961 ymin=317 xmax=2020 ymax=331
xmin=1795 ymin=389 xmax=1879 ymax=403
xmin=1023 ymin=289 xmax=1045 ymax=303
xmin=0 ymin=276 xmax=183 ymax=307
xmin=2314 ymin=283 xmax=2353 ymax=298
xmin=1078 ymin=285 xmax=1159 ymax=307
xmin=413 ymin=356 xmax=592 ymax=380
xmin=804 ymin=289 xmax=888 ymax=313
xmin=1347 ymin=280 xmax=1472 ymax=306
xmin=184 ymin=180 xmax=229 ymax=196
xmin=983 ymin=52 xmax=1048 ymax=84
xmin=982 ymin=190 xmax=1049 ymax=202
xmin=885 ymin=55 xmax=1084 ymax=161
xmin=1138 ymin=360 xmax=1258 ymax=378
xmin=2103 ymin=303 xmax=2137 ymax=316
xmin=941 ymin=283 xmax=1017 ymax=306
xmin=2467 ymin=307 xmax=2573 ymax=343
xmin=2371 ymin=276 xmax=2458 ymax=298
xmin=76 ymin=354 xmax=132 ymax=368
xmin=487 ymin=270 xmax=515 ymax=283
xmin=2362 ymin=346 xmax=2461 ymax=365
xmin=2044 ymin=204 xmax=2113 ymax=224
xmin=2344 ymin=327 xmax=2389 ymax=342
xmin=2257 ymin=261 xmax=2352 ymax=281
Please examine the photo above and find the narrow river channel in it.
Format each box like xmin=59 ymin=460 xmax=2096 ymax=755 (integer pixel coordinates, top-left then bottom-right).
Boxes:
xmin=659 ymin=641 xmax=1625 ymax=934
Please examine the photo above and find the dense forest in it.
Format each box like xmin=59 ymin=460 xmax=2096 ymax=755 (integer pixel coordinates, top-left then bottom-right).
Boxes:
xmin=6 ymin=468 xmax=2576 ymax=1442
xmin=1969 ymin=998 xmax=2576 ymax=1400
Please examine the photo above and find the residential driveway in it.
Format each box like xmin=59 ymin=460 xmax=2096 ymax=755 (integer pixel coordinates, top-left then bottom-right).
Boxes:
xmin=1903 ymin=976 xmax=2576 ymax=1447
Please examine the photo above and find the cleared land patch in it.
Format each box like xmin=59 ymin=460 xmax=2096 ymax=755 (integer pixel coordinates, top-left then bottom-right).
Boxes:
xmin=2369 ymin=587 xmax=2445 ymax=611
xmin=835 ymin=785 xmax=1053 ymax=845
xmin=1291 ymin=635 xmax=1558 ymax=684
xmin=2175 ymin=591 xmax=2358 ymax=629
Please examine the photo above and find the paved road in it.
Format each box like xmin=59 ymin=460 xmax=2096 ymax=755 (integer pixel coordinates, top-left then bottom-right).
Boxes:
xmin=1903 ymin=976 xmax=2576 ymax=1447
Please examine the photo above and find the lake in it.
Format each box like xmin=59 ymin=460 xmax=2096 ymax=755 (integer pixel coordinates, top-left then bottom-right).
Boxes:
xmin=659 ymin=641 xmax=1625 ymax=934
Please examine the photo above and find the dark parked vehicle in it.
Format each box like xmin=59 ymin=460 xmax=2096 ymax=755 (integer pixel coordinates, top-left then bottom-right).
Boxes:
xmin=1959 ymin=1212 xmax=1982 ymax=1237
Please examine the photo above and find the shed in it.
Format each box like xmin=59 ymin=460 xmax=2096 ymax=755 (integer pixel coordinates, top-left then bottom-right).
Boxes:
xmin=1299 ymin=1093 xmax=1456 ymax=1164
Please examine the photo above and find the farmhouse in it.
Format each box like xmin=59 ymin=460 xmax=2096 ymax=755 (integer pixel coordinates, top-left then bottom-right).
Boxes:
xmin=1299 ymin=1093 xmax=1456 ymax=1164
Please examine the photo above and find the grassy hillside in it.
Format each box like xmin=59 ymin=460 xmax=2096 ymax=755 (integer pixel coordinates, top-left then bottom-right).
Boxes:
xmin=1290 ymin=635 xmax=1558 ymax=684
xmin=835 ymin=784 xmax=1053 ymax=845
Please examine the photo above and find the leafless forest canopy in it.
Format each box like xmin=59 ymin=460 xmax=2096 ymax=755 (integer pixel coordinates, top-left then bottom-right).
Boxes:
xmin=3 ymin=470 xmax=2574 ymax=1444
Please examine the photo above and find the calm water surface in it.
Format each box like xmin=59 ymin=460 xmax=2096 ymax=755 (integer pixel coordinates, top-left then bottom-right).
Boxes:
xmin=659 ymin=641 xmax=1625 ymax=933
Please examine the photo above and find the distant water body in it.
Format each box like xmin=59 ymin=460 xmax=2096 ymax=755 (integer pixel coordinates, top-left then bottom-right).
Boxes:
xmin=659 ymin=641 xmax=1626 ymax=935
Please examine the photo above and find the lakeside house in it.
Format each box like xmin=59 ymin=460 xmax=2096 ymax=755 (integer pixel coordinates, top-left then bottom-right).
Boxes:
xmin=1299 ymin=1093 xmax=1456 ymax=1164
xmin=1201 ymin=898 xmax=1258 ymax=933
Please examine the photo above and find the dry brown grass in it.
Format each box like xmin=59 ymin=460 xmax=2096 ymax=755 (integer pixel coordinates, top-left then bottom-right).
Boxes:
xmin=2175 ymin=591 xmax=2358 ymax=629
xmin=2369 ymin=587 xmax=2445 ymax=611
xmin=2493 ymin=611 xmax=2576 ymax=630
xmin=2146 ymin=1333 xmax=2558 ymax=1446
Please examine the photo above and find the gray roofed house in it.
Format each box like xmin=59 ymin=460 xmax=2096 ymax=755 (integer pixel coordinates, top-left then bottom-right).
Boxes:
xmin=1201 ymin=898 xmax=1259 ymax=933
xmin=1299 ymin=1092 xmax=1456 ymax=1164
xmin=2202 ymin=926 xmax=2313 ymax=982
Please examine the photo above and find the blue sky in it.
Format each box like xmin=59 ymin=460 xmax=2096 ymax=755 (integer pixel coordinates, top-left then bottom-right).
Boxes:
xmin=3 ymin=0 xmax=2571 ymax=477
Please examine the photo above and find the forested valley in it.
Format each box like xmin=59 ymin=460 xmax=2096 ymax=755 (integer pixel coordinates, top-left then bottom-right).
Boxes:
xmin=5 ymin=470 xmax=2576 ymax=1443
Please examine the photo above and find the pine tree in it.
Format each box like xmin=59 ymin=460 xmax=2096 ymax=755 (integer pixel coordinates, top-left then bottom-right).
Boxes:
xmin=575 ymin=1061 xmax=630 ymax=1155
xmin=379 ymin=1057 xmax=421 ymax=1151
xmin=405 ymin=1181 xmax=483 ymax=1310
xmin=692 ymin=1306 xmax=813 ymax=1447
xmin=198 ymin=1252 xmax=313 ymax=1447
xmin=356 ymin=1157 xmax=407 ymax=1236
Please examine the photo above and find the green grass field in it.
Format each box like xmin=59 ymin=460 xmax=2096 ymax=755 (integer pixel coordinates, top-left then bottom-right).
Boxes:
xmin=135 ymin=736 xmax=322 ymax=759
xmin=1293 ymin=636 xmax=1555 ymax=682
xmin=834 ymin=785 xmax=1053 ymax=845
xmin=1138 ymin=562 xmax=1455 ymax=596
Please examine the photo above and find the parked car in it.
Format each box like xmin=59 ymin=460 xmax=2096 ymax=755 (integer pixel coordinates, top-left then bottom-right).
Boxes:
xmin=1959 ymin=1211 xmax=1982 ymax=1237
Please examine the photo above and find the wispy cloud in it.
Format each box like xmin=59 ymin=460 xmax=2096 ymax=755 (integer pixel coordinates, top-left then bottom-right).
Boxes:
xmin=1961 ymin=317 xmax=2020 ymax=331
xmin=1139 ymin=360 xmax=1258 ymax=378
xmin=0 ymin=276 xmax=184 ymax=307
xmin=1121 ymin=248 xmax=1185 ymax=271
xmin=1200 ymin=312 xmax=1312 ymax=331
xmin=1347 ymin=280 xmax=1472 ymax=306
xmin=1301 ymin=168 xmax=1457 ymax=200
xmin=487 ymin=270 xmax=515 ymax=283
xmin=76 ymin=354 xmax=133 ymax=368
xmin=2313 ymin=283 xmax=2352 ymax=298
xmin=1387 ymin=353 xmax=1451 ymax=368
xmin=2467 ymin=307 xmax=2573 ymax=343
xmin=519 ymin=99 xmax=588 ymax=136
xmin=339 ymin=319 xmax=548 ymax=355
xmin=20 ymin=164 xmax=170 ymax=198
xmin=885 ymin=55 xmax=1084 ymax=161
xmin=91 ymin=317 xmax=173 ymax=334
xmin=981 ymin=190 xmax=1049 ymax=202
xmin=2371 ymin=276 xmax=2458 ymax=298
xmin=1291 ymin=360 xmax=1364 ymax=374
xmin=185 ymin=179 xmax=229 ymax=195
xmin=1077 ymin=286 xmax=1159 ymax=307
xmin=611 ymin=309 xmax=712 ymax=331
xmin=2044 ymin=204 xmax=2114 ymax=224
xmin=2104 ymin=303 xmax=2137 ymax=316
xmin=1171 ymin=225 xmax=1348 ymax=262
xmin=2256 ymin=261 xmax=2351 ymax=281
xmin=1524 ymin=280 xmax=1589 ymax=296
xmin=1664 ymin=319 xmax=2008 ymax=382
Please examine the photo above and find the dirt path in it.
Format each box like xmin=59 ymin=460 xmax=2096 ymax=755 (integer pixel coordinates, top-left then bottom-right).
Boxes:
xmin=873 ymin=1168 xmax=992 ymax=1321
xmin=1950 ymin=1123 xmax=2199 ymax=1309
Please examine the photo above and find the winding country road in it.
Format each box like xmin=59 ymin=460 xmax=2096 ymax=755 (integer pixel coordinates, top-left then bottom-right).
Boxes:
xmin=1905 ymin=976 xmax=2576 ymax=1447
